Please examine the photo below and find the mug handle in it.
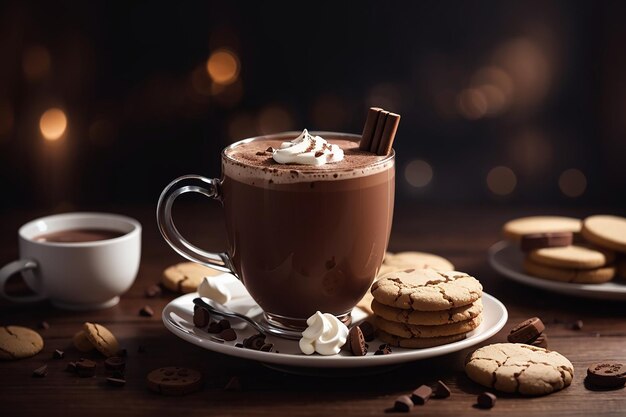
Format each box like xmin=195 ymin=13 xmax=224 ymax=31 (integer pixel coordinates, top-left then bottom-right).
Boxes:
xmin=0 ymin=259 xmax=47 ymax=303
xmin=156 ymin=174 xmax=235 ymax=274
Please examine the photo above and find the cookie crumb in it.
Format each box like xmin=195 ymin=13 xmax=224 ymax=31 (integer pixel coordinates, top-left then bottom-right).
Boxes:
xmin=477 ymin=392 xmax=496 ymax=409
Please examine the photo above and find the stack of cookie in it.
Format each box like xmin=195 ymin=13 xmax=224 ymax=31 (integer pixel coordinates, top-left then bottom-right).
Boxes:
xmin=370 ymin=269 xmax=483 ymax=348
xmin=503 ymin=215 xmax=626 ymax=284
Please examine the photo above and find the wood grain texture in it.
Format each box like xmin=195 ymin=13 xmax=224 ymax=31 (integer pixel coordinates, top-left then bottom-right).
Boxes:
xmin=1 ymin=204 xmax=625 ymax=417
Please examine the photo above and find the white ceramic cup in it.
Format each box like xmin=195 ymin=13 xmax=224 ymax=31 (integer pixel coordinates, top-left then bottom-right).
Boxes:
xmin=0 ymin=212 xmax=141 ymax=310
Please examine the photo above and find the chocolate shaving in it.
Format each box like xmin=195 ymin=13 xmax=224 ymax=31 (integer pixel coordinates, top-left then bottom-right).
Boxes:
xmin=315 ymin=151 xmax=324 ymax=157
xmin=265 ymin=147 xmax=274 ymax=152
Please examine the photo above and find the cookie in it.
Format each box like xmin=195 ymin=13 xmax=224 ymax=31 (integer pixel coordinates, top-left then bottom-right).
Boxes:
xmin=162 ymin=262 xmax=222 ymax=293
xmin=523 ymin=259 xmax=615 ymax=284
xmin=465 ymin=343 xmax=574 ymax=395
xmin=72 ymin=330 xmax=95 ymax=352
xmin=83 ymin=322 xmax=120 ymax=357
xmin=502 ymin=216 xmax=581 ymax=241
xmin=0 ymin=326 xmax=44 ymax=360
xmin=147 ymin=367 xmax=203 ymax=396
xmin=520 ymin=232 xmax=573 ymax=251
xmin=383 ymin=252 xmax=455 ymax=271
xmin=582 ymin=215 xmax=626 ymax=253
xmin=372 ymin=298 xmax=483 ymax=326
xmin=376 ymin=314 xmax=481 ymax=339
xmin=586 ymin=362 xmax=626 ymax=388
xmin=528 ymin=245 xmax=614 ymax=270
xmin=371 ymin=269 xmax=482 ymax=311
xmin=378 ymin=329 xmax=467 ymax=348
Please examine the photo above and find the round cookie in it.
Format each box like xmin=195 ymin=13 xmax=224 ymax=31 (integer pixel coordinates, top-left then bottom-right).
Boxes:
xmin=523 ymin=259 xmax=615 ymax=284
xmin=147 ymin=367 xmax=203 ymax=396
xmin=0 ymin=326 xmax=44 ymax=360
xmin=383 ymin=252 xmax=455 ymax=271
xmin=528 ymin=245 xmax=614 ymax=270
xmin=83 ymin=322 xmax=119 ymax=357
xmin=371 ymin=269 xmax=482 ymax=311
xmin=73 ymin=330 xmax=95 ymax=352
xmin=378 ymin=329 xmax=467 ymax=348
xmin=375 ymin=315 xmax=482 ymax=339
xmin=465 ymin=343 xmax=574 ymax=396
xmin=502 ymin=216 xmax=581 ymax=241
xmin=162 ymin=262 xmax=223 ymax=293
xmin=372 ymin=299 xmax=483 ymax=326
xmin=582 ymin=215 xmax=626 ymax=253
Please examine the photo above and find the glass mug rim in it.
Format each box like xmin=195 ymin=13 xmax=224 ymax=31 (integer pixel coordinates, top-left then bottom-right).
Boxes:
xmin=222 ymin=131 xmax=396 ymax=171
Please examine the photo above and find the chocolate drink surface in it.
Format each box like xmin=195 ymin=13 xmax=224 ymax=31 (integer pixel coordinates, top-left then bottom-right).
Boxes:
xmin=35 ymin=228 xmax=125 ymax=243
xmin=222 ymin=134 xmax=395 ymax=324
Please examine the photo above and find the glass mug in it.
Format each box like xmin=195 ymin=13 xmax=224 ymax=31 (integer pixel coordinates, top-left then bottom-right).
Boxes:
xmin=157 ymin=132 xmax=395 ymax=337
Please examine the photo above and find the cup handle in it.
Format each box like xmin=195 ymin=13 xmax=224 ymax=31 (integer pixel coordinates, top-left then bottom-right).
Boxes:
xmin=0 ymin=259 xmax=47 ymax=303
xmin=156 ymin=174 xmax=235 ymax=274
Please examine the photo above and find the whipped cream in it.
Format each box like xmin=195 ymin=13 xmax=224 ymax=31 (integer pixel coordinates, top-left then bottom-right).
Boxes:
xmin=197 ymin=275 xmax=248 ymax=304
xmin=298 ymin=311 xmax=349 ymax=355
xmin=272 ymin=129 xmax=344 ymax=166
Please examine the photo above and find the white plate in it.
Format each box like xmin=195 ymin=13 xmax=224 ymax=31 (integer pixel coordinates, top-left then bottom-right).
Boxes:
xmin=162 ymin=276 xmax=508 ymax=369
xmin=488 ymin=240 xmax=626 ymax=301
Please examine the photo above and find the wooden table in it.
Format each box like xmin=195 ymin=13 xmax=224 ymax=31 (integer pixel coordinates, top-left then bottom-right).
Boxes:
xmin=1 ymin=204 xmax=625 ymax=417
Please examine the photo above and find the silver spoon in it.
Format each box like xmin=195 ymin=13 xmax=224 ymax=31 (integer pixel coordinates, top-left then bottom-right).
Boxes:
xmin=193 ymin=297 xmax=267 ymax=336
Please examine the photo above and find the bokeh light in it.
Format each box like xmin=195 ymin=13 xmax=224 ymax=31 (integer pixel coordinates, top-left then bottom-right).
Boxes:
xmin=0 ymin=99 xmax=14 ymax=137
xmin=487 ymin=166 xmax=517 ymax=196
xmin=257 ymin=105 xmax=294 ymax=134
xmin=457 ymin=88 xmax=488 ymax=119
xmin=190 ymin=66 xmax=212 ymax=96
xmin=39 ymin=108 xmax=67 ymax=141
xmin=559 ymin=168 xmax=587 ymax=198
xmin=404 ymin=159 xmax=433 ymax=188
xmin=206 ymin=49 xmax=240 ymax=85
xmin=22 ymin=45 xmax=51 ymax=81
xmin=471 ymin=66 xmax=514 ymax=100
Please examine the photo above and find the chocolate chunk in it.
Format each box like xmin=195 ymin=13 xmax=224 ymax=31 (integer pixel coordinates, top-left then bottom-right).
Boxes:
xmin=104 ymin=356 xmax=126 ymax=371
xmin=520 ymin=232 xmax=573 ymax=251
xmin=117 ymin=348 xmax=128 ymax=357
xmin=53 ymin=349 xmax=64 ymax=359
xmin=145 ymin=284 xmax=162 ymax=298
xmin=507 ymin=317 xmax=545 ymax=344
xmin=348 ymin=326 xmax=367 ymax=356
xmin=66 ymin=362 xmax=77 ymax=373
xmin=219 ymin=328 xmax=237 ymax=341
xmin=224 ymin=376 xmax=241 ymax=391
xmin=477 ymin=392 xmax=497 ymax=409
xmin=374 ymin=343 xmax=392 ymax=355
xmin=359 ymin=321 xmax=376 ymax=342
xmin=207 ymin=322 xmax=222 ymax=334
xmin=235 ymin=343 xmax=244 ymax=348
xmin=32 ymin=364 xmax=48 ymax=378
xmin=432 ymin=380 xmax=451 ymax=399
xmin=572 ymin=320 xmax=584 ymax=330
xmin=139 ymin=305 xmax=154 ymax=317
xmin=193 ymin=306 xmax=211 ymax=328
xmin=410 ymin=385 xmax=432 ymax=405
xmin=218 ymin=319 xmax=231 ymax=331
xmin=243 ymin=334 xmax=266 ymax=350
xmin=39 ymin=321 xmax=50 ymax=330
xmin=393 ymin=395 xmax=413 ymax=412
xmin=586 ymin=362 xmax=626 ymax=388
xmin=259 ymin=343 xmax=274 ymax=352
xmin=76 ymin=358 xmax=97 ymax=378
xmin=265 ymin=147 xmax=274 ymax=153
xmin=531 ymin=334 xmax=549 ymax=349
xmin=106 ymin=377 xmax=126 ymax=387
xmin=314 ymin=151 xmax=324 ymax=157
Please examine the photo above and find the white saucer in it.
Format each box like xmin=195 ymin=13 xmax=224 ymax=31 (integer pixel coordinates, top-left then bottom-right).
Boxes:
xmin=488 ymin=240 xmax=626 ymax=301
xmin=162 ymin=276 xmax=508 ymax=369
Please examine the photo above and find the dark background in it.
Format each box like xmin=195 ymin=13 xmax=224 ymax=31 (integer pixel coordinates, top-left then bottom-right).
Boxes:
xmin=1 ymin=1 xmax=625 ymax=211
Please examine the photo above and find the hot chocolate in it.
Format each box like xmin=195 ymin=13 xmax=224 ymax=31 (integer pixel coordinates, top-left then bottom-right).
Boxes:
xmin=35 ymin=228 xmax=125 ymax=243
xmin=222 ymin=132 xmax=395 ymax=329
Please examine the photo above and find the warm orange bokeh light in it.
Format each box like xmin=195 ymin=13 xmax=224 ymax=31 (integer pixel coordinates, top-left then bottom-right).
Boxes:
xmin=405 ymin=159 xmax=433 ymax=188
xmin=487 ymin=166 xmax=517 ymax=196
xmin=559 ymin=168 xmax=587 ymax=198
xmin=206 ymin=49 xmax=240 ymax=85
xmin=40 ymin=108 xmax=67 ymax=141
